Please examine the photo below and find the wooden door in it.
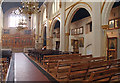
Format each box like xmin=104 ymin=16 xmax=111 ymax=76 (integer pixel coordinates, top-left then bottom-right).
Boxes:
xmin=73 ymin=40 xmax=79 ymax=53
xmin=107 ymin=37 xmax=117 ymax=60
xmin=56 ymin=41 xmax=60 ymax=51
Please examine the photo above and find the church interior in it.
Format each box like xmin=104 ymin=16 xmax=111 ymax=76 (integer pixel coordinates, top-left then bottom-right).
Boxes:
xmin=0 ymin=0 xmax=120 ymax=82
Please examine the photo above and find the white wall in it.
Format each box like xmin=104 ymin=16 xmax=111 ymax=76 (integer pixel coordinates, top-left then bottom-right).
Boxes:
xmin=69 ymin=16 xmax=92 ymax=54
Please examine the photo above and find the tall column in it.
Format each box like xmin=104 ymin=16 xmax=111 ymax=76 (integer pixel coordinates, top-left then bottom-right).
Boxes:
xmin=46 ymin=19 xmax=51 ymax=49
xmin=38 ymin=13 xmax=43 ymax=49
xmin=35 ymin=14 xmax=39 ymax=49
xmin=60 ymin=2 xmax=65 ymax=52
xmin=101 ymin=25 xmax=109 ymax=58
xmin=45 ymin=2 xmax=51 ymax=49
xmin=92 ymin=2 xmax=103 ymax=57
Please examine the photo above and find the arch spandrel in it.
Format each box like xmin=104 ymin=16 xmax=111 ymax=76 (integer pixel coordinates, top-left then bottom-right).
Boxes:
xmin=102 ymin=0 xmax=115 ymax=25
xmin=65 ymin=2 xmax=92 ymax=34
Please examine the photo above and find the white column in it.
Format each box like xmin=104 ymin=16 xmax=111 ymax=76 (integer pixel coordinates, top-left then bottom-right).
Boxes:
xmin=35 ymin=14 xmax=39 ymax=49
xmin=46 ymin=19 xmax=51 ymax=49
xmin=92 ymin=2 xmax=103 ymax=57
xmin=60 ymin=2 xmax=65 ymax=52
xmin=38 ymin=13 xmax=43 ymax=49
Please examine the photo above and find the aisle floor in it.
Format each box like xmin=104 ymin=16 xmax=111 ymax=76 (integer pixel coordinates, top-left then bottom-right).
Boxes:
xmin=14 ymin=53 xmax=50 ymax=81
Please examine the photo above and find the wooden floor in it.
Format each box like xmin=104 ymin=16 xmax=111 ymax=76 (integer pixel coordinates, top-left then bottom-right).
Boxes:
xmin=14 ymin=53 xmax=50 ymax=81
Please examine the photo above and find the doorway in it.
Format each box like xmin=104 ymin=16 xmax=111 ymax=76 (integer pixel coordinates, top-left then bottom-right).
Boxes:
xmin=107 ymin=37 xmax=117 ymax=60
xmin=73 ymin=40 xmax=79 ymax=53
xmin=56 ymin=41 xmax=60 ymax=51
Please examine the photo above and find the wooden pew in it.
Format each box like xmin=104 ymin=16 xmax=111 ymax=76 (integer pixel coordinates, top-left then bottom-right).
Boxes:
xmin=88 ymin=68 xmax=120 ymax=82
xmin=85 ymin=59 xmax=120 ymax=79
xmin=67 ymin=57 xmax=107 ymax=81
xmin=0 ymin=58 xmax=9 ymax=78
xmin=67 ymin=62 xmax=89 ymax=81
xmin=107 ymin=59 xmax=120 ymax=68
xmin=85 ymin=60 xmax=109 ymax=79
xmin=29 ymin=49 xmax=64 ymax=62
xmin=67 ymin=59 xmax=120 ymax=81
xmin=56 ymin=58 xmax=91 ymax=79
xmin=90 ymin=56 xmax=106 ymax=62
xmin=55 ymin=56 xmax=106 ymax=79
xmin=42 ymin=54 xmax=81 ymax=68
xmin=49 ymin=56 xmax=106 ymax=79
xmin=81 ymin=54 xmax=92 ymax=59
xmin=44 ymin=54 xmax=93 ymax=72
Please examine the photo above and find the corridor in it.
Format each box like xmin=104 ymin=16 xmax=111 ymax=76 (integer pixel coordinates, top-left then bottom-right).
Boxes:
xmin=14 ymin=53 xmax=50 ymax=81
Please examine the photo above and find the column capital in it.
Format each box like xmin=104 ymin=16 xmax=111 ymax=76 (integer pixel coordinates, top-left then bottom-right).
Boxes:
xmin=102 ymin=25 xmax=109 ymax=30
xmin=65 ymin=33 xmax=70 ymax=36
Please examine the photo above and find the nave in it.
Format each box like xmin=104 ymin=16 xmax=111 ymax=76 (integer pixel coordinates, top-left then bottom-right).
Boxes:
xmin=0 ymin=0 xmax=120 ymax=82
xmin=6 ymin=53 xmax=57 ymax=82
xmin=26 ymin=49 xmax=120 ymax=82
xmin=1 ymin=49 xmax=120 ymax=82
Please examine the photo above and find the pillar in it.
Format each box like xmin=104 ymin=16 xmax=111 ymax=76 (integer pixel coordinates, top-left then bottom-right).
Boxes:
xmin=92 ymin=2 xmax=103 ymax=57
xmin=60 ymin=2 xmax=65 ymax=52
xmin=35 ymin=14 xmax=39 ymax=49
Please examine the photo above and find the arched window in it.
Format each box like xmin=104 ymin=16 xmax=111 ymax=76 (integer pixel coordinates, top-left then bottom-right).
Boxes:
xmin=8 ymin=9 xmax=26 ymax=28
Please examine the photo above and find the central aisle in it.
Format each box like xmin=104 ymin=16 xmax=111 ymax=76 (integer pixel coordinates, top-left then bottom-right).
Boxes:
xmin=14 ymin=53 xmax=50 ymax=81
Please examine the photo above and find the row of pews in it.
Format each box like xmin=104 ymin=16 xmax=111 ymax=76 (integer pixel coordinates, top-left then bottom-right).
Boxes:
xmin=28 ymin=49 xmax=69 ymax=62
xmin=28 ymin=49 xmax=120 ymax=82
xmin=42 ymin=54 xmax=120 ymax=82
xmin=0 ymin=50 xmax=12 ymax=81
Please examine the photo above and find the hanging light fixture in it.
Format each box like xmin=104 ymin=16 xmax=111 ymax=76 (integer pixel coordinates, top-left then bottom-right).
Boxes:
xmin=19 ymin=0 xmax=41 ymax=21
xmin=17 ymin=18 xmax=28 ymax=31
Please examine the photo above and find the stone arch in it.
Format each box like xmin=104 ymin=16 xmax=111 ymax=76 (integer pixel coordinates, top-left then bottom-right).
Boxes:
xmin=50 ymin=17 xmax=61 ymax=37
xmin=49 ymin=17 xmax=60 ymax=50
xmin=65 ymin=2 xmax=92 ymax=33
xmin=65 ymin=3 xmax=92 ymax=51
xmin=102 ymin=0 xmax=115 ymax=25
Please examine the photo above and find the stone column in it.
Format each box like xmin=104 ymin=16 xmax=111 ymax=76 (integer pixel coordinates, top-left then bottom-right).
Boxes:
xmin=35 ymin=14 xmax=39 ymax=49
xmin=45 ymin=3 xmax=51 ymax=49
xmin=60 ymin=2 xmax=65 ymax=52
xmin=92 ymin=2 xmax=103 ymax=57
xmin=46 ymin=19 xmax=51 ymax=49
xmin=101 ymin=25 xmax=109 ymax=58
xmin=38 ymin=13 xmax=43 ymax=49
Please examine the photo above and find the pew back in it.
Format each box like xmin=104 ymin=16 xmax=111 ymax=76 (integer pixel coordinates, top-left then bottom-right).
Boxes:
xmin=89 ymin=68 xmax=120 ymax=81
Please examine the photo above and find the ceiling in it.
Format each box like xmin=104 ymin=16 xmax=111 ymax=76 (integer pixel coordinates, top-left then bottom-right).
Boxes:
xmin=2 ymin=1 xmax=44 ymax=14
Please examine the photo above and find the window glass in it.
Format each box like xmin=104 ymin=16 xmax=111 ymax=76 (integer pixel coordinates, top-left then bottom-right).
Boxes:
xmin=9 ymin=9 xmax=26 ymax=28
